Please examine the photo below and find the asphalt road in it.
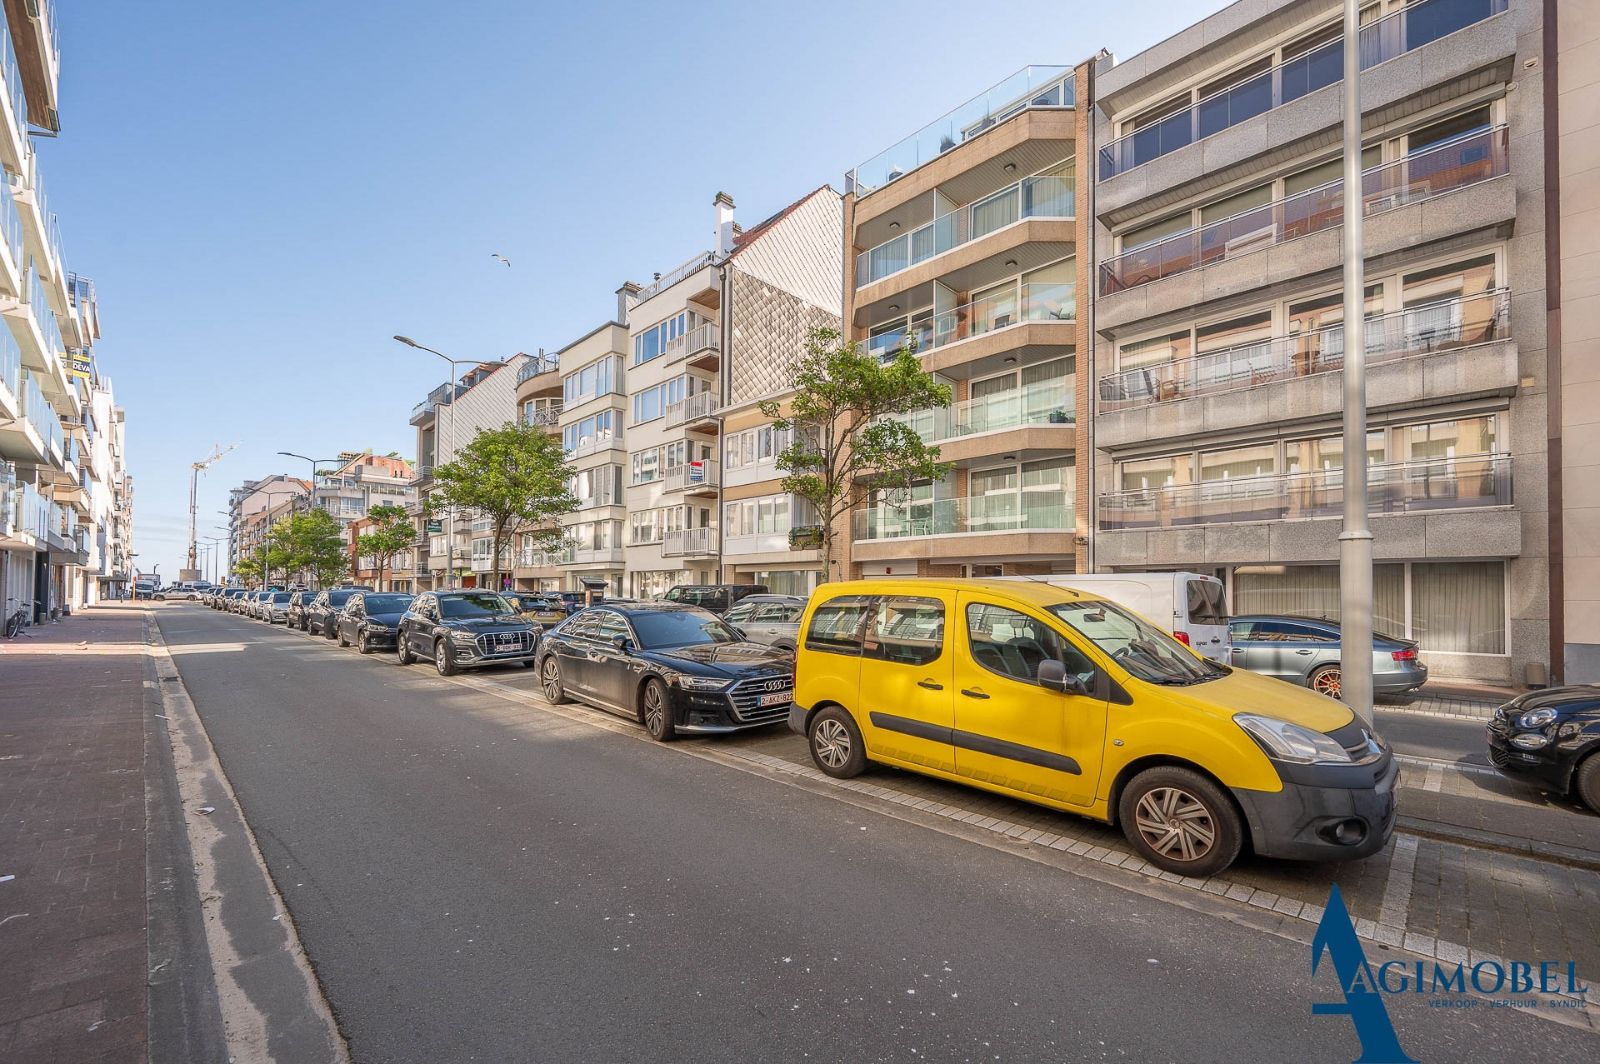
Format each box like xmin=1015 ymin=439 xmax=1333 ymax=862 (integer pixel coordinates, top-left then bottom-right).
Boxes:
xmin=1375 ymin=709 xmax=1493 ymax=766
xmin=155 ymin=605 xmax=1596 ymax=1064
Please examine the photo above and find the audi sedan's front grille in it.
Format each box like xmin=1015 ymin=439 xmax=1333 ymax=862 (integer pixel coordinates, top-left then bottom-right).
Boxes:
xmin=474 ymin=630 xmax=534 ymax=656
xmin=727 ymin=677 xmax=794 ymax=725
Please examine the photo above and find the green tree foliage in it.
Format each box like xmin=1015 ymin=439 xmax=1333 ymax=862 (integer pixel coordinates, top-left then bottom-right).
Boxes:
xmin=758 ymin=327 xmax=953 ymax=582
xmin=432 ymin=422 xmax=577 ymax=591
xmin=356 ymin=503 xmax=414 ymax=592
xmin=268 ymin=508 xmax=348 ymax=588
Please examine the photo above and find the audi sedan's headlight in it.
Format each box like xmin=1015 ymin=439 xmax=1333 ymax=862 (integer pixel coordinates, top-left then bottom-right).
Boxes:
xmin=1234 ymin=714 xmax=1353 ymax=765
xmin=1517 ymin=707 xmax=1558 ymax=730
xmin=679 ymin=676 xmax=731 ymax=692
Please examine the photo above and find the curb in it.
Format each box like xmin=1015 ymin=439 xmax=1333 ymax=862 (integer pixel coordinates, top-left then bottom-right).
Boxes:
xmin=1395 ymin=815 xmax=1600 ymax=872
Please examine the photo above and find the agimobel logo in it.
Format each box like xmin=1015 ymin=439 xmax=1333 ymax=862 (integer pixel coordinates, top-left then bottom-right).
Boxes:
xmin=1311 ymin=884 xmax=1418 ymax=1064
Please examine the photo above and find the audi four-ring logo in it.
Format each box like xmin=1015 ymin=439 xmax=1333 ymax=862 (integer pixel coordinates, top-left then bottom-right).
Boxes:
xmin=763 ymin=679 xmax=791 ymax=691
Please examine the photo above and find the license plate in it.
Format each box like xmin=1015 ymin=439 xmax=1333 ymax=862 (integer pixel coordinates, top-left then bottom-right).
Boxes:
xmin=758 ymin=691 xmax=790 ymax=706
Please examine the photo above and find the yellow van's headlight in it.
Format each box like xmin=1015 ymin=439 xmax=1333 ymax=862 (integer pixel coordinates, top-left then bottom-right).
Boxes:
xmin=1234 ymin=714 xmax=1352 ymax=765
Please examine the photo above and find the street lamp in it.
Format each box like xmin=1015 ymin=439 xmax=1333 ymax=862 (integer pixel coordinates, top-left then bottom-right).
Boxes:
xmin=395 ymin=334 xmax=473 ymax=590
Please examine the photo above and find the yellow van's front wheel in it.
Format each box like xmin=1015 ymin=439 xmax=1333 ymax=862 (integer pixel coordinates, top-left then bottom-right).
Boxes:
xmin=1118 ymin=767 xmax=1243 ymax=877
xmin=808 ymin=706 xmax=867 ymax=779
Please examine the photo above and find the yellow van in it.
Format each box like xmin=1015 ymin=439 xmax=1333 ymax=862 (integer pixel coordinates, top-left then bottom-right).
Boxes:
xmin=788 ymin=579 xmax=1397 ymax=876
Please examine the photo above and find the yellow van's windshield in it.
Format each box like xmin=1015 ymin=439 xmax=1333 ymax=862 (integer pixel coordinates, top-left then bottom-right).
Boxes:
xmin=1048 ymin=600 xmax=1220 ymax=685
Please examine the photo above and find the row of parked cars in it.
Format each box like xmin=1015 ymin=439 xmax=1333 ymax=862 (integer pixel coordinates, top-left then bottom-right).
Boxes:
xmin=190 ymin=576 xmax=1600 ymax=877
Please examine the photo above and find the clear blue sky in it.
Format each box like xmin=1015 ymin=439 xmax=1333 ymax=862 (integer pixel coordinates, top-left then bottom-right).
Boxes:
xmin=46 ymin=0 xmax=1224 ymax=580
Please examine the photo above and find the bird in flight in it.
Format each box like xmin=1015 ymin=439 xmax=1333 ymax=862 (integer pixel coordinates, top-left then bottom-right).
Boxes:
xmin=491 ymin=253 xmax=511 ymax=267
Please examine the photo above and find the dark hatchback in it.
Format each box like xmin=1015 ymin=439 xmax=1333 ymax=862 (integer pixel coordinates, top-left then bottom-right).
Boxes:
xmin=1486 ymin=686 xmax=1600 ymax=812
xmin=535 ymin=602 xmax=794 ymax=742
xmin=286 ymin=590 xmax=319 ymax=630
xmin=305 ymin=587 xmax=371 ymax=636
xmin=396 ymin=590 xmax=539 ymax=675
xmin=336 ymin=592 xmax=415 ymax=654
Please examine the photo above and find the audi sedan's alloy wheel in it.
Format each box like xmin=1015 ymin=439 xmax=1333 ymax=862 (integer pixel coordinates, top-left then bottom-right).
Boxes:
xmin=540 ymin=658 xmax=569 ymax=704
xmin=640 ymin=678 xmax=675 ymax=742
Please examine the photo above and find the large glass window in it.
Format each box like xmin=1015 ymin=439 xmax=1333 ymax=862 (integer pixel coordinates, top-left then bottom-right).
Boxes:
xmin=966 ymin=602 xmax=1091 ymax=686
xmin=805 ymin=595 xmax=873 ymax=655
xmin=1413 ymin=561 xmax=1505 ymax=654
xmin=563 ymin=356 xmax=620 ymax=406
xmin=632 ymin=311 xmax=705 ymax=367
xmin=862 ymin=597 xmax=945 ymax=665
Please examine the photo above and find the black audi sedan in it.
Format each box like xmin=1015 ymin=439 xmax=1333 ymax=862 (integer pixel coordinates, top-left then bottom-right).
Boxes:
xmin=535 ymin=602 xmax=794 ymax=742
xmin=1486 ymin=686 xmax=1600 ymax=812
xmin=335 ymin=592 xmax=415 ymax=654
xmin=305 ymin=587 xmax=370 ymax=636
xmin=395 ymin=590 xmax=539 ymax=676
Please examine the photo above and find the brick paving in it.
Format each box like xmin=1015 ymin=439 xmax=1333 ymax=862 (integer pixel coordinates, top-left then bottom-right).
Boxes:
xmin=0 ymin=607 xmax=150 ymax=1064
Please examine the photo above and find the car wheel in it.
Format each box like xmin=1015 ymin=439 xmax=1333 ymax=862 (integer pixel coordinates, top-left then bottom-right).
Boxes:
xmin=808 ymin=705 xmax=866 ymax=779
xmin=639 ymin=677 xmax=675 ymax=742
xmin=434 ymin=639 xmax=458 ymax=677
xmin=1575 ymin=752 xmax=1600 ymax=814
xmin=1118 ymin=766 xmax=1243 ymax=877
xmin=396 ymin=634 xmax=414 ymax=666
xmin=325 ymin=622 xmax=338 ymax=641
xmin=358 ymin=632 xmax=371 ymax=655
xmin=1309 ymin=664 xmax=1341 ymax=699
xmin=540 ymin=657 xmax=570 ymax=703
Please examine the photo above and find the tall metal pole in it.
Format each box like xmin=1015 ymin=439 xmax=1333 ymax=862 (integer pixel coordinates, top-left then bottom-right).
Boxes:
xmin=1338 ymin=0 xmax=1374 ymax=729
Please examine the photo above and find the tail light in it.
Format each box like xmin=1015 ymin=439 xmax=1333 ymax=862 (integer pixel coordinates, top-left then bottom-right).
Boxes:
xmin=1173 ymin=630 xmax=1191 ymax=646
xmin=1392 ymin=648 xmax=1417 ymax=662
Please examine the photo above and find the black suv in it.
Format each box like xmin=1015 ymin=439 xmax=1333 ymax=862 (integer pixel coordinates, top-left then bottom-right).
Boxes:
xmin=1486 ymin=686 xmax=1600 ymax=811
xmin=396 ymin=590 xmax=539 ymax=675
xmin=335 ymin=592 xmax=416 ymax=654
xmin=660 ymin=583 xmax=768 ymax=615
xmin=305 ymin=587 xmax=372 ymax=636
xmin=536 ymin=602 xmax=793 ymax=742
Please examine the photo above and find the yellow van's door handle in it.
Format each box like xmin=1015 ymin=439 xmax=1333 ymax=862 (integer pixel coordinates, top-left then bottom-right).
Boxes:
xmin=917 ymin=679 xmax=944 ymax=690
xmin=960 ymin=688 xmax=989 ymax=700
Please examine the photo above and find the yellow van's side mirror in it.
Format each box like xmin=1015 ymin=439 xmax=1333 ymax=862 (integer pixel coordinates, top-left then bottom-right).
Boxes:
xmin=1039 ymin=659 xmax=1089 ymax=696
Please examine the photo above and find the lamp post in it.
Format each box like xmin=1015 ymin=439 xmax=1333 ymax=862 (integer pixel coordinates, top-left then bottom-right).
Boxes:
xmin=395 ymin=335 xmax=472 ymax=590
xmin=203 ymin=536 xmax=227 ymax=584
xmin=249 ymin=489 xmax=305 ymax=587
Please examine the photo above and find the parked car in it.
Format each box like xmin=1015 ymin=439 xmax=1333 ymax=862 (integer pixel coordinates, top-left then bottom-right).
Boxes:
xmin=721 ymin=594 xmax=806 ymax=653
xmin=395 ymin=590 xmax=539 ymax=675
xmin=335 ymin=592 xmax=415 ymax=653
xmin=1227 ymin=616 xmax=1426 ymax=699
xmin=251 ymin=590 xmax=275 ymax=619
xmin=788 ymin=578 xmax=1398 ymax=877
xmin=660 ymin=583 xmax=769 ymax=615
xmin=232 ymin=590 xmax=258 ymax=614
xmin=1486 ymin=686 xmax=1600 ymax=812
xmin=155 ymin=586 xmax=198 ymax=601
xmin=1004 ymin=572 xmax=1231 ymax=663
xmin=223 ymin=588 xmax=250 ymax=611
xmin=286 ymin=590 xmax=318 ymax=629
xmin=536 ymin=602 xmax=794 ymax=742
xmin=303 ymin=587 xmax=371 ymax=635
xmin=262 ymin=590 xmax=295 ymax=624
xmin=503 ymin=593 xmax=572 ymax=630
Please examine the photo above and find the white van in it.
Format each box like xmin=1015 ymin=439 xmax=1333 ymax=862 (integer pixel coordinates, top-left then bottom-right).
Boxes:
xmin=999 ymin=572 xmax=1231 ymax=663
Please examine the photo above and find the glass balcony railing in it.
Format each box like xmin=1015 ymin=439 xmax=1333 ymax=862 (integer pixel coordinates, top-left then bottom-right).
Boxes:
xmin=867 ymin=281 xmax=1076 ymax=362
xmin=853 ymin=492 xmax=1073 ymax=541
xmin=20 ymin=369 xmax=57 ymax=453
xmin=896 ymin=380 xmax=1076 ymax=443
xmin=856 ymin=168 xmax=1075 ymax=288
xmin=516 ymin=353 xmax=561 ymax=384
xmin=0 ymin=3 xmax=24 ymax=138
xmin=1100 ymin=126 xmax=1508 ymax=294
xmin=0 ymin=327 xmax=18 ymax=400
xmin=1098 ymin=289 xmax=1511 ymax=409
xmin=1098 ymin=453 xmax=1512 ymax=531
xmin=851 ymin=66 xmax=1074 ymax=196
xmin=1098 ymin=0 xmax=1509 ymax=179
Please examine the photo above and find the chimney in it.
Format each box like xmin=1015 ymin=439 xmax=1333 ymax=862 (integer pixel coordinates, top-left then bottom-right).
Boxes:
xmin=714 ymin=192 xmax=736 ymax=257
xmin=616 ymin=282 xmax=642 ymax=325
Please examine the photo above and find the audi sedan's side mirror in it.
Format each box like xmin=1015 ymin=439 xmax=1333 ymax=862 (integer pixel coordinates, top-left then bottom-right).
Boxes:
xmin=611 ymin=634 xmax=632 ymax=654
xmin=1038 ymin=659 xmax=1089 ymax=696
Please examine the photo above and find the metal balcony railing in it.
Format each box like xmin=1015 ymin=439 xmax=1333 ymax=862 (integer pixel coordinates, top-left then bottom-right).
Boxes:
xmin=1097 ymin=289 xmax=1511 ymax=409
xmin=637 ymin=251 xmax=716 ymax=302
xmin=866 ymin=281 xmax=1075 ymax=362
xmin=853 ymin=492 xmax=1073 ymax=541
xmin=523 ymin=404 xmax=563 ymax=427
xmin=662 ymin=461 xmax=719 ymax=493
xmin=1100 ymin=126 xmax=1508 ymax=294
xmin=855 ymin=166 xmax=1075 ymax=288
xmin=1098 ymin=453 xmax=1513 ymax=530
xmin=664 ymin=391 xmax=720 ymax=429
xmin=516 ymin=353 xmax=562 ymax=384
xmin=1098 ymin=0 xmax=1510 ymax=179
xmin=665 ymin=322 xmax=720 ymax=362
xmin=662 ymin=527 xmax=718 ymax=558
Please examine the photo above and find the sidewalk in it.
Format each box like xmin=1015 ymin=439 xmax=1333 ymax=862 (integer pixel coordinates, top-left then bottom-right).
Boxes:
xmin=0 ymin=607 xmax=151 ymax=1063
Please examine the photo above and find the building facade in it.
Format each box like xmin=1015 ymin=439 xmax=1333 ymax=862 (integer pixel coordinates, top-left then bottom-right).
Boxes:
xmin=510 ymin=349 xmax=567 ymax=591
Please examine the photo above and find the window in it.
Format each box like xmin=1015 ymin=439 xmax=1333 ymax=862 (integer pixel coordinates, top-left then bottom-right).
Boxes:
xmin=631 ymin=376 xmax=695 ymax=425
xmin=805 ymin=595 xmax=873 ymax=655
xmin=563 ymin=410 xmax=619 ymax=456
xmin=966 ymin=603 xmax=1092 ymax=686
xmin=754 ymin=603 xmax=801 ymax=623
xmin=563 ymin=356 xmax=620 ymax=406
xmin=723 ymin=602 xmax=758 ymax=625
xmin=633 ymin=311 xmax=704 ymax=367
xmin=1407 ymin=106 xmax=1491 ymax=155
xmin=862 ymin=596 xmax=944 ymax=665
xmin=1123 ymin=212 xmax=1191 ymax=251
xmin=1412 ymin=561 xmax=1505 ymax=654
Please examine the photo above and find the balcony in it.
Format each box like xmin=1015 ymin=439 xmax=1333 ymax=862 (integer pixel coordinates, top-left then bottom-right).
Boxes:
xmin=664 ymin=391 xmax=721 ymax=432
xmin=851 ymin=66 xmax=1074 ymax=197
xmin=1101 ymin=127 xmax=1507 ymax=299
xmin=0 ymin=5 xmax=26 ymax=171
xmin=7 ymin=0 xmax=58 ymax=132
xmin=662 ymin=460 xmax=719 ymax=497
xmin=855 ymin=168 xmax=1075 ymax=289
xmin=637 ymin=251 xmax=716 ymax=303
xmin=566 ymin=433 xmax=622 ymax=460
xmin=666 ymin=322 xmax=721 ymax=371
xmin=867 ymin=281 xmax=1075 ymax=371
xmin=0 ymin=163 xmax=21 ymax=295
xmin=1098 ymin=0 xmax=1510 ymax=181
xmin=523 ymin=403 xmax=563 ymax=428
xmin=852 ymin=492 xmax=1073 ymax=561
xmin=515 ymin=547 xmax=568 ymax=570
xmin=561 ymin=545 xmax=625 ymax=567
xmin=515 ymin=352 xmax=562 ymax=386
xmin=409 ymin=381 xmax=462 ymax=425
xmin=0 ymin=480 xmax=47 ymax=545
xmin=897 ymin=382 xmax=1075 ymax=463
xmin=662 ymin=527 xmax=718 ymax=558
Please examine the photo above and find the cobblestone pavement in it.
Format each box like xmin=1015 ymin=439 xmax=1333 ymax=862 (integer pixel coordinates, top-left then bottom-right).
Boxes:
xmin=0 ymin=608 xmax=150 ymax=1063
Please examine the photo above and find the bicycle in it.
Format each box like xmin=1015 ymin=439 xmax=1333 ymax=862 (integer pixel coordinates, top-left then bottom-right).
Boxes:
xmin=4 ymin=604 xmax=29 ymax=638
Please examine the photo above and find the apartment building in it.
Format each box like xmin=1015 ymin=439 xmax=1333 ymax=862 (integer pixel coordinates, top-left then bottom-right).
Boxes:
xmin=0 ymin=1 xmax=128 ymax=622
xmin=313 ymin=451 xmax=416 ymax=530
xmin=619 ymin=188 xmax=842 ymax=600
xmin=408 ymin=355 xmax=526 ymax=591
xmin=1087 ymin=0 xmax=1543 ymax=684
xmin=228 ymin=476 xmax=310 ymax=581
xmin=839 ymin=65 xmax=1090 ymax=584
xmin=511 ymin=348 xmax=568 ymax=591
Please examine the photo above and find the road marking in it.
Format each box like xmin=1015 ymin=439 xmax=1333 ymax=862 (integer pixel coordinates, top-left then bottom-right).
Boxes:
xmin=1422 ymin=762 xmax=1444 ymax=792
xmin=1378 ymin=834 xmax=1418 ymax=930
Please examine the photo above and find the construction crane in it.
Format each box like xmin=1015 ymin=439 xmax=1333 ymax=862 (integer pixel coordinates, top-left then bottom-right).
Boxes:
xmin=186 ymin=444 xmax=236 ymax=578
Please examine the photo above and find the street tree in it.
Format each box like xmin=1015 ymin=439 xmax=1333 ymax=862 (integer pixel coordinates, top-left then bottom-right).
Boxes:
xmin=432 ymin=422 xmax=576 ymax=592
xmin=269 ymin=509 xmax=348 ymax=588
xmin=759 ymin=326 xmax=953 ymax=582
xmin=356 ymin=504 xmax=414 ymax=592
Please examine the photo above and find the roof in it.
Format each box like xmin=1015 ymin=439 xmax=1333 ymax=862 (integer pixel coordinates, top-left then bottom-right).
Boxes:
xmin=814 ymin=577 xmax=1094 ymax=608
xmin=727 ymin=184 xmax=837 ymax=261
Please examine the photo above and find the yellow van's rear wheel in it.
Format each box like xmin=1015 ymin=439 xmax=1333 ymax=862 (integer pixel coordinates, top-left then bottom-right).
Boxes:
xmin=808 ymin=706 xmax=866 ymax=779
xmin=1118 ymin=766 xmax=1242 ymax=877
